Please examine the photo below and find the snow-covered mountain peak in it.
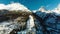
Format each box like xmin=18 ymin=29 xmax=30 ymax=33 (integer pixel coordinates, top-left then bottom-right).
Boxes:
xmin=7 ymin=3 xmax=30 ymax=11
xmin=51 ymin=4 xmax=60 ymax=16
xmin=0 ymin=3 xmax=31 ymax=12
xmin=38 ymin=6 xmax=47 ymax=12
xmin=32 ymin=7 xmax=52 ymax=14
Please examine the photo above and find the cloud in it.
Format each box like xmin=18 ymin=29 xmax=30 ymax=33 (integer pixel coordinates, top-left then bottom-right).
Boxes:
xmin=0 ymin=3 xmax=30 ymax=11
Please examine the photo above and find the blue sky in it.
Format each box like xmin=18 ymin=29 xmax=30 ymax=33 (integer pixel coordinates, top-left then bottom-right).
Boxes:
xmin=0 ymin=0 xmax=60 ymax=10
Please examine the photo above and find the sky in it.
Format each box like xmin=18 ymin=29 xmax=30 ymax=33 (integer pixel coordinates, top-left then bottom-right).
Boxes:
xmin=0 ymin=0 xmax=60 ymax=10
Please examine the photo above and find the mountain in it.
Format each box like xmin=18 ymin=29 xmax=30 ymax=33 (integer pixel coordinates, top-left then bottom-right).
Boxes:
xmin=0 ymin=3 xmax=32 ymax=34
xmin=0 ymin=3 xmax=60 ymax=34
xmin=0 ymin=3 xmax=31 ymax=11
xmin=32 ymin=7 xmax=60 ymax=34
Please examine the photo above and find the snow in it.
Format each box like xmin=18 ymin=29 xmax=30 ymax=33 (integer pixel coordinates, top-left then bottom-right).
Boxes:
xmin=0 ymin=2 xmax=60 ymax=34
xmin=0 ymin=3 xmax=30 ymax=11
xmin=38 ymin=6 xmax=47 ymax=12
xmin=0 ymin=21 xmax=20 ymax=34
xmin=32 ymin=5 xmax=60 ymax=16
xmin=0 ymin=4 xmax=7 ymax=10
xmin=51 ymin=4 xmax=60 ymax=16
xmin=32 ymin=10 xmax=37 ymax=13
xmin=27 ymin=15 xmax=35 ymax=30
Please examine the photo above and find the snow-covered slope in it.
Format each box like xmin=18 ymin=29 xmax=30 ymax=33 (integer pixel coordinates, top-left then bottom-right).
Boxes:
xmin=0 ymin=3 xmax=31 ymax=12
xmin=0 ymin=21 xmax=21 ymax=34
xmin=51 ymin=4 xmax=60 ymax=16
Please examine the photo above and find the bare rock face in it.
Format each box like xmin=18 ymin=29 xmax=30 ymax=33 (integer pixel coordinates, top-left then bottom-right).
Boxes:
xmin=9 ymin=15 xmax=36 ymax=34
xmin=0 ymin=10 xmax=33 ymax=34
xmin=0 ymin=10 xmax=32 ymax=21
